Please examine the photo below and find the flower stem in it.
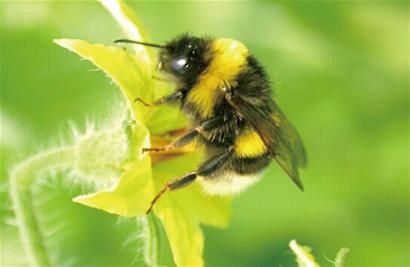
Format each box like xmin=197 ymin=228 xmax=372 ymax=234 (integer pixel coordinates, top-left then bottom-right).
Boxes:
xmin=9 ymin=147 xmax=76 ymax=267
xmin=334 ymin=248 xmax=350 ymax=267
xmin=289 ymin=239 xmax=320 ymax=267
xmin=140 ymin=214 xmax=159 ymax=267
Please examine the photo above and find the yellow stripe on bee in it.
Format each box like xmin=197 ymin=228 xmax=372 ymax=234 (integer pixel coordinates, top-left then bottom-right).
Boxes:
xmin=234 ymin=129 xmax=267 ymax=158
xmin=187 ymin=38 xmax=249 ymax=118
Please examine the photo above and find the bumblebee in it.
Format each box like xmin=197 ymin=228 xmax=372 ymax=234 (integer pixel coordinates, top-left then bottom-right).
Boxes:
xmin=115 ymin=34 xmax=307 ymax=213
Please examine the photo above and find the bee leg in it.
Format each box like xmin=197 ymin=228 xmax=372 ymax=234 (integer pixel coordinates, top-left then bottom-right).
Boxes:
xmin=133 ymin=97 xmax=159 ymax=107
xmin=158 ymin=128 xmax=187 ymax=138
xmin=134 ymin=90 xmax=185 ymax=107
xmin=146 ymin=147 xmax=233 ymax=214
xmin=142 ymin=128 xmax=199 ymax=153
xmin=197 ymin=147 xmax=233 ymax=176
xmin=146 ymin=172 xmax=197 ymax=214
xmin=143 ymin=116 xmax=225 ymax=153
xmin=152 ymin=75 xmax=169 ymax=82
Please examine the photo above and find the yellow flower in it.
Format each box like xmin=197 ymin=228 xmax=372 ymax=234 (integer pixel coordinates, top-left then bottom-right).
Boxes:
xmin=55 ymin=1 xmax=231 ymax=266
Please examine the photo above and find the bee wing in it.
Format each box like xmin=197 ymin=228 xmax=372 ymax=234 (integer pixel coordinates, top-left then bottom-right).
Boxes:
xmin=227 ymin=96 xmax=307 ymax=190
xmin=273 ymin=105 xmax=307 ymax=168
xmin=270 ymin=105 xmax=307 ymax=190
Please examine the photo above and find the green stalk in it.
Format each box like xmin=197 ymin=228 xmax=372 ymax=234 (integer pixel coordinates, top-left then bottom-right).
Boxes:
xmin=334 ymin=248 xmax=350 ymax=267
xmin=9 ymin=147 xmax=76 ymax=267
xmin=140 ymin=214 xmax=159 ymax=267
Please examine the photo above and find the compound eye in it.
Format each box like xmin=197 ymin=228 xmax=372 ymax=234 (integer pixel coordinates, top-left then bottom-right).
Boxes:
xmin=170 ymin=56 xmax=189 ymax=74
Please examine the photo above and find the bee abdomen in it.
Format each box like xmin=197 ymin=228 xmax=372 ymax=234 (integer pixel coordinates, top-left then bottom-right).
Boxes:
xmin=233 ymin=128 xmax=268 ymax=158
xmin=198 ymin=153 xmax=271 ymax=195
xmin=198 ymin=172 xmax=262 ymax=195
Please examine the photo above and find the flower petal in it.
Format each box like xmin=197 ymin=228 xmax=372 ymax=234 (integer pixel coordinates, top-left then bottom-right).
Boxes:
xmin=54 ymin=39 xmax=153 ymax=122
xmin=99 ymin=0 xmax=152 ymax=64
xmin=156 ymin=201 xmax=204 ymax=267
xmin=153 ymin=155 xmax=231 ymax=227
xmin=73 ymin=156 xmax=154 ymax=217
xmin=152 ymin=155 xmax=231 ymax=266
xmin=146 ymin=106 xmax=187 ymax=134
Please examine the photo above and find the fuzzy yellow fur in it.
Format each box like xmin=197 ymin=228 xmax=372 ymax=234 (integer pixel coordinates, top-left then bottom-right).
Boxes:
xmin=186 ymin=38 xmax=249 ymax=118
xmin=234 ymin=128 xmax=267 ymax=157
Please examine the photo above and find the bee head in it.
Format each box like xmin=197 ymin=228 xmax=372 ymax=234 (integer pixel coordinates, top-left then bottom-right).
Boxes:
xmin=159 ymin=34 xmax=210 ymax=85
xmin=115 ymin=34 xmax=211 ymax=86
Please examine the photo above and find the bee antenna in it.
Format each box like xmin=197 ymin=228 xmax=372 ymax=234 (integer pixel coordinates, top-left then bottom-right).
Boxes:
xmin=114 ymin=39 xmax=166 ymax=49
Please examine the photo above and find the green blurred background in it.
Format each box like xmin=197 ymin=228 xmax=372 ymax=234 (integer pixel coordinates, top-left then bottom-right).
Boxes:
xmin=1 ymin=1 xmax=409 ymax=266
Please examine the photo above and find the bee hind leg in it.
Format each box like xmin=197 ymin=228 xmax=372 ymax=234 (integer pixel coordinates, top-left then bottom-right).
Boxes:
xmin=197 ymin=147 xmax=233 ymax=176
xmin=146 ymin=172 xmax=197 ymax=214
xmin=146 ymin=147 xmax=233 ymax=214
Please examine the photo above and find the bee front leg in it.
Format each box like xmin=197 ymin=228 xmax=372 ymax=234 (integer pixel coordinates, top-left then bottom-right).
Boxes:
xmin=146 ymin=147 xmax=233 ymax=214
xmin=134 ymin=89 xmax=185 ymax=107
